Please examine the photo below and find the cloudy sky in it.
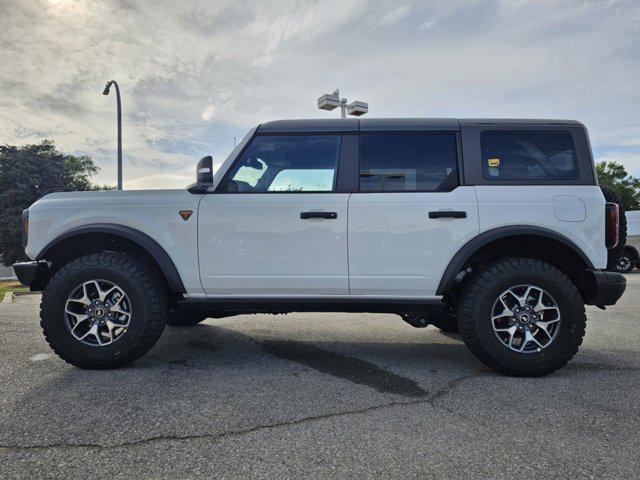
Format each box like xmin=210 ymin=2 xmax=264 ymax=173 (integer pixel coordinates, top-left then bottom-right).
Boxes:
xmin=1 ymin=0 xmax=639 ymax=189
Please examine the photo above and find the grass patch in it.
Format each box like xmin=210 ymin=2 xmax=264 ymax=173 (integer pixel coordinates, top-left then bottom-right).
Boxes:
xmin=0 ymin=280 xmax=29 ymax=302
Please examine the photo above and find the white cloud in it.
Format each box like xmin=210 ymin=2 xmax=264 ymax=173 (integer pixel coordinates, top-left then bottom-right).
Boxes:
xmin=200 ymin=105 xmax=217 ymax=122
xmin=374 ymin=4 xmax=412 ymax=28
xmin=0 ymin=0 xmax=639 ymax=188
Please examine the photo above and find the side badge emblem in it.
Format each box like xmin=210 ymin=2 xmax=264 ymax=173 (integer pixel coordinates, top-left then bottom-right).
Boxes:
xmin=179 ymin=210 xmax=193 ymax=221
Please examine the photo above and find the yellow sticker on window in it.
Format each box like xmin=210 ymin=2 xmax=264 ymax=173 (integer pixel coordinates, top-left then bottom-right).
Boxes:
xmin=488 ymin=158 xmax=500 ymax=167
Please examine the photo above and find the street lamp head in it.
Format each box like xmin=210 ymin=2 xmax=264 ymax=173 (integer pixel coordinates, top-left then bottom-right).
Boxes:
xmin=347 ymin=100 xmax=368 ymax=116
xmin=103 ymin=81 xmax=114 ymax=96
xmin=317 ymin=92 xmax=340 ymax=111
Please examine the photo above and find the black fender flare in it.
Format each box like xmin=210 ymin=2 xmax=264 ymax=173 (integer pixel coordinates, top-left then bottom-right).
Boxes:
xmin=436 ymin=225 xmax=595 ymax=295
xmin=37 ymin=224 xmax=186 ymax=293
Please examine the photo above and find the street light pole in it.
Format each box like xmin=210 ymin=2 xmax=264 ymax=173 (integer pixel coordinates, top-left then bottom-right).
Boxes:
xmin=103 ymin=80 xmax=123 ymax=190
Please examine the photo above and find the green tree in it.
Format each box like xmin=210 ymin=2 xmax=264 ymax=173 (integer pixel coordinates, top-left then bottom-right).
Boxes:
xmin=596 ymin=161 xmax=640 ymax=210
xmin=0 ymin=140 xmax=112 ymax=266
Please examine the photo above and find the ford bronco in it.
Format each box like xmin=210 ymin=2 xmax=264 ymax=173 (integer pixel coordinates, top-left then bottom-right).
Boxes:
xmin=13 ymin=118 xmax=627 ymax=376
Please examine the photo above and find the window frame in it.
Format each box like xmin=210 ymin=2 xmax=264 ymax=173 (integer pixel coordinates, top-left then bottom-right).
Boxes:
xmin=356 ymin=131 xmax=462 ymax=193
xmin=215 ymin=132 xmax=346 ymax=194
xmin=461 ymin=125 xmax=596 ymax=186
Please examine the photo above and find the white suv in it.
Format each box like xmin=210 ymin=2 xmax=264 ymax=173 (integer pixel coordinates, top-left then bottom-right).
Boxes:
xmin=13 ymin=118 xmax=626 ymax=376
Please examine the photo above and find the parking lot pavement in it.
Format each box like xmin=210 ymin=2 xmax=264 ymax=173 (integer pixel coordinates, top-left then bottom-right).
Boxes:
xmin=1 ymin=279 xmax=639 ymax=480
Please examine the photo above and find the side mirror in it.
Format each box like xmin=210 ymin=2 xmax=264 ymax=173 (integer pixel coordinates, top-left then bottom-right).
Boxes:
xmin=196 ymin=156 xmax=213 ymax=187
xmin=247 ymin=157 xmax=264 ymax=170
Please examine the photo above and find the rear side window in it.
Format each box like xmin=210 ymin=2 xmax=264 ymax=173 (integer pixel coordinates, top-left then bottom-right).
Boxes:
xmin=481 ymin=130 xmax=578 ymax=180
xmin=359 ymin=133 xmax=458 ymax=192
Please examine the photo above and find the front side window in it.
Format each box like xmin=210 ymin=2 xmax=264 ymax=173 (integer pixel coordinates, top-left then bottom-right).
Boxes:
xmin=481 ymin=130 xmax=579 ymax=180
xmin=359 ymin=133 xmax=458 ymax=192
xmin=223 ymin=135 xmax=341 ymax=192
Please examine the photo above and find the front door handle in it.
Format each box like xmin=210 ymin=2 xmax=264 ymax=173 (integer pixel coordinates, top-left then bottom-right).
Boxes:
xmin=300 ymin=211 xmax=338 ymax=220
xmin=428 ymin=211 xmax=467 ymax=219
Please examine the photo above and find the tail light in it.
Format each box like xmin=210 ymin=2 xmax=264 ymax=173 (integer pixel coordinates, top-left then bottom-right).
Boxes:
xmin=605 ymin=202 xmax=619 ymax=249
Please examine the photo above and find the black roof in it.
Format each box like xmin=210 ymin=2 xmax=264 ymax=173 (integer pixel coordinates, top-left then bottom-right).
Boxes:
xmin=257 ymin=118 xmax=583 ymax=133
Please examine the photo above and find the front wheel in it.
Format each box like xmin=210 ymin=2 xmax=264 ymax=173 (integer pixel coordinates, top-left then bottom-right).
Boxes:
xmin=40 ymin=253 xmax=168 ymax=369
xmin=457 ymin=258 xmax=586 ymax=377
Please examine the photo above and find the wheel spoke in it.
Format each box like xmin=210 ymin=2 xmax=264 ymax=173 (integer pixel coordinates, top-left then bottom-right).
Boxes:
xmin=493 ymin=298 xmax=514 ymax=322
xmin=503 ymin=290 xmax=522 ymax=308
xmin=104 ymin=321 xmax=116 ymax=343
xmin=78 ymin=323 xmax=99 ymax=342
xmin=68 ymin=313 xmax=90 ymax=335
xmin=109 ymin=295 xmax=130 ymax=317
xmin=67 ymin=283 xmax=91 ymax=306
xmin=495 ymin=325 xmax=517 ymax=348
xmin=527 ymin=330 xmax=543 ymax=349
xmin=97 ymin=284 xmax=117 ymax=302
xmin=534 ymin=298 xmax=559 ymax=314
xmin=536 ymin=319 xmax=559 ymax=339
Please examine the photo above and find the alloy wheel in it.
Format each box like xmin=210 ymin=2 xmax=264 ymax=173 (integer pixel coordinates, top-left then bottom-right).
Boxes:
xmin=491 ymin=284 xmax=561 ymax=353
xmin=64 ymin=280 xmax=132 ymax=346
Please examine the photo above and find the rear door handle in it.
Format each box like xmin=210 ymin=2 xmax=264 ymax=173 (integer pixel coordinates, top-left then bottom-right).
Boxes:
xmin=428 ymin=211 xmax=467 ymax=219
xmin=300 ymin=211 xmax=338 ymax=220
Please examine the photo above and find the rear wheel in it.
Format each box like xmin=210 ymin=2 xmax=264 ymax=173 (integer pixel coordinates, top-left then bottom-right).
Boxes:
xmin=40 ymin=253 xmax=168 ymax=369
xmin=457 ymin=257 xmax=585 ymax=377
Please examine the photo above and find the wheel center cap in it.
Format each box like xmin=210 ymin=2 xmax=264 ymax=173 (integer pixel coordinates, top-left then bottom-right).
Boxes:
xmin=94 ymin=306 xmax=106 ymax=318
xmin=518 ymin=313 xmax=530 ymax=324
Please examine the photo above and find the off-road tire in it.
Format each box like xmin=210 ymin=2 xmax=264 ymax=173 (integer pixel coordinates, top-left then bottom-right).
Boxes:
xmin=457 ymin=257 xmax=586 ymax=377
xmin=41 ymin=252 xmax=168 ymax=369
xmin=166 ymin=312 xmax=208 ymax=327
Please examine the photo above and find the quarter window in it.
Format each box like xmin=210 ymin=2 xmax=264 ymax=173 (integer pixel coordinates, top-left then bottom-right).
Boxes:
xmin=224 ymin=135 xmax=341 ymax=192
xmin=359 ymin=133 xmax=458 ymax=192
xmin=481 ymin=130 xmax=579 ymax=180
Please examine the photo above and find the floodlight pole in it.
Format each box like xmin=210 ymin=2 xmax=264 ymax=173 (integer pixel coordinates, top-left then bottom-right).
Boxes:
xmin=103 ymin=80 xmax=123 ymax=190
xmin=339 ymin=98 xmax=347 ymax=119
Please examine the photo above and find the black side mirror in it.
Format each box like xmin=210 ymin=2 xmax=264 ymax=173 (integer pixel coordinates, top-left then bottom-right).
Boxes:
xmin=196 ymin=156 xmax=213 ymax=186
xmin=247 ymin=157 xmax=264 ymax=170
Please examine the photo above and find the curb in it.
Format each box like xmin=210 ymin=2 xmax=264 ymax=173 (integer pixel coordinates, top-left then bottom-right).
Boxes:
xmin=1 ymin=292 xmax=13 ymax=304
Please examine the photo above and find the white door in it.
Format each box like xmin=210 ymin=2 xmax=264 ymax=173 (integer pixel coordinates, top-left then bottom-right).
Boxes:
xmin=348 ymin=132 xmax=479 ymax=297
xmin=198 ymin=134 xmax=349 ymax=295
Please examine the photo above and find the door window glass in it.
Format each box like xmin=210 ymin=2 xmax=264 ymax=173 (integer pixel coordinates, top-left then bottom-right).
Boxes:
xmin=359 ymin=133 xmax=458 ymax=192
xmin=224 ymin=135 xmax=341 ymax=192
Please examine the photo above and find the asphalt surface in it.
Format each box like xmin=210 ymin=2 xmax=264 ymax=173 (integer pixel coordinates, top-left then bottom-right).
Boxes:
xmin=1 ymin=277 xmax=639 ymax=479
